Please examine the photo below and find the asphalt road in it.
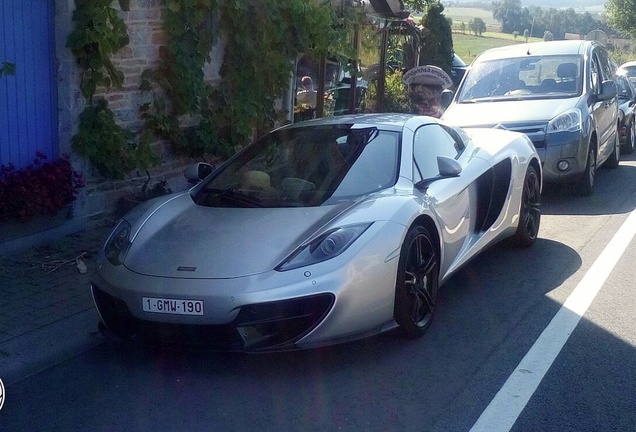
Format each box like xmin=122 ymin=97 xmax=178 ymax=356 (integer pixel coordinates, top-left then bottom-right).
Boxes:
xmin=2 ymin=155 xmax=636 ymax=432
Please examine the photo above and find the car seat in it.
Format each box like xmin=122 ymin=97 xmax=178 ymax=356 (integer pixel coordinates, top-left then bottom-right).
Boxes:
xmin=557 ymin=63 xmax=578 ymax=92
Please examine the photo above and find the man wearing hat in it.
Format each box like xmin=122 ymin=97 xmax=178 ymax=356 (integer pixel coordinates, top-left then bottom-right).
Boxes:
xmin=402 ymin=65 xmax=453 ymax=118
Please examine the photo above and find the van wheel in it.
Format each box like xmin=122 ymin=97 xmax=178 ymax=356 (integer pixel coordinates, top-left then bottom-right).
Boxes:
xmin=605 ymin=130 xmax=620 ymax=169
xmin=512 ymin=165 xmax=541 ymax=247
xmin=624 ymin=121 xmax=635 ymax=154
xmin=578 ymin=145 xmax=596 ymax=196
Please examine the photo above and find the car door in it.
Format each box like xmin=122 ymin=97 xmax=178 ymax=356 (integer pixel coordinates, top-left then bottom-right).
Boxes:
xmin=412 ymin=123 xmax=480 ymax=277
xmin=591 ymin=48 xmax=618 ymax=162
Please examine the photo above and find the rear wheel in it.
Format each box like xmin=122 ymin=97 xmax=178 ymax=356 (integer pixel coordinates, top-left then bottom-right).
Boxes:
xmin=605 ymin=129 xmax=620 ymax=169
xmin=512 ymin=165 xmax=541 ymax=247
xmin=394 ymin=226 xmax=439 ymax=337
xmin=577 ymin=144 xmax=596 ymax=196
xmin=624 ymin=121 xmax=636 ymax=154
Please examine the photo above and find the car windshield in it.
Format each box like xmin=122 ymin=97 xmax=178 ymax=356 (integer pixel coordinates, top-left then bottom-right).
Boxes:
xmin=620 ymin=66 xmax=636 ymax=78
xmin=456 ymin=55 xmax=582 ymax=102
xmin=616 ymin=76 xmax=634 ymax=100
xmin=193 ymin=125 xmax=400 ymax=208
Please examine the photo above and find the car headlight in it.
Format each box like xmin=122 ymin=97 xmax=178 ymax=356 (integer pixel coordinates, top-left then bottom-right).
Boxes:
xmin=276 ymin=223 xmax=372 ymax=271
xmin=104 ymin=220 xmax=132 ymax=266
xmin=547 ymin=108 xmax=582 ymax=133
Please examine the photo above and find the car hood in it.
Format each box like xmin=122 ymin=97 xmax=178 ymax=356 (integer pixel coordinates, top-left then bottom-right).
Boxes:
xmin=442 ymin=97 xmax=580 ymax=126
xmin=124 ymin=194 xmax=357 ymax=278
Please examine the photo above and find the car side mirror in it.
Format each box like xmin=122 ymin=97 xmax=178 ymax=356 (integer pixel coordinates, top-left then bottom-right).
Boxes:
xmin=184 ymin=162 xmax=215 ymax=183
xmin=441 ymin=89 xmax=454 ymax=109
xmin=415 ymin=156 xmax=462 ymax=190
xmin=597 ymin=80 xmax=617 ymax=101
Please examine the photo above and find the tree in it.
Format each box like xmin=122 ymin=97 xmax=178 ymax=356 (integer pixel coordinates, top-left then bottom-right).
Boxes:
xmin=543 ymin=30 xmax=554 ymax=41
xmin=492 ymin=0 xmax=525 ymax=33
xmin=460 ymin=21 xmax=466 ymax=34
xmin=469 ymin=18 xmax=487 ymax=36
xmin=606 ymin=0 xmax=636 ymax=39
xmin=523 ymin=28 xmax=529 ymax=42
xmin=513 ymin=30 xmax=519 ymax=40
xmin=419 ymin=2 xmax=454 ymax=76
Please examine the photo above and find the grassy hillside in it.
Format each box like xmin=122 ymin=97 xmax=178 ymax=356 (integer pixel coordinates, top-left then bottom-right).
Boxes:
xmin=443 ymin=6 xmax=499 ymax=28
xmin=452 ymin=32 xmax=544 ymax=64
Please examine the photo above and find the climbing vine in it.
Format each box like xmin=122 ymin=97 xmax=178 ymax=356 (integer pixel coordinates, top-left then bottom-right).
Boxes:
xmin=141 ymin=0 xmax=356 ymax=159
xmin=68 ymin=0 xmax=358 ymax=179
xmin=66 ymin=0 xmax=130 ymax=102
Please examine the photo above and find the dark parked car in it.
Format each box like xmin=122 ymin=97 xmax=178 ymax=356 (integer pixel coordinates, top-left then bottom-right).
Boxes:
xmin=443 ymin=40 xmax=619 ymax=196
xmin=615 ymin=73 xmax=636 ymax=154
xmin=450 ymin=53 xmax=468 ymax=89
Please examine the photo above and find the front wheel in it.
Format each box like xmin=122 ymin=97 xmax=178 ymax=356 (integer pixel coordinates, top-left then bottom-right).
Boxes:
xmin=577 ymin=145 xmax=596 ymax=196
xmin=394 ymin=226 xmax=439 ymax=338
xmin=605 ymin=129 xmax=620 ymax=169
xmin=512 ymin=165 xmax=541 ymax=247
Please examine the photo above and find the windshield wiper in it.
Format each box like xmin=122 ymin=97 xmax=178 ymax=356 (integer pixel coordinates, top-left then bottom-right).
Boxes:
xmin=200 ymin=187 xmax=266 ymax=208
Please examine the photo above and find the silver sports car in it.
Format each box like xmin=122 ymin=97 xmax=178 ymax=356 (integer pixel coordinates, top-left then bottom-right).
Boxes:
xmin=91 ymin=114 xmax=542 ymax=351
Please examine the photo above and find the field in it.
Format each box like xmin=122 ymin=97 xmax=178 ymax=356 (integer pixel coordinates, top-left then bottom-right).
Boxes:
xmin=452 ymin=32 xmax=543 ymax=64
xmin=443 ymin=6 xmax=499 ymax=28
xmin=442 ymin=6 xmax=635 ymax=65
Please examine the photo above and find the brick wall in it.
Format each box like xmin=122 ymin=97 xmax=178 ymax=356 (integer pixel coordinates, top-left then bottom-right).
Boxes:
xmin=70 ymin=0 xmax=223 ymax=221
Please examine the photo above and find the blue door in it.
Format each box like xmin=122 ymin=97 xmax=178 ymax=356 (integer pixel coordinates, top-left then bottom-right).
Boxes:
xmin=0 ymin=0 xmax=58 ymax=169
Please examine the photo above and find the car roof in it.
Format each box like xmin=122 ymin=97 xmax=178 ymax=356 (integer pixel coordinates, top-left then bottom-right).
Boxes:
xmin=474 ymin=40 xmax=597 ymax=62
xmin=280 ymin=113 xmax=438 ymax=131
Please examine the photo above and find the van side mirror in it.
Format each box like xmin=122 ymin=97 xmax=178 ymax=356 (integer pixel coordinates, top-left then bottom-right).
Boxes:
xmin=597 ymin=80 xmax=617 ymax=101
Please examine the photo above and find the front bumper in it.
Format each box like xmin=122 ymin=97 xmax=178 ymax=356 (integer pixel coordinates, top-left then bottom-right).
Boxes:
xmin=91 ymin=220 xmax=404 ymax=351
xmin=92 ymin=284 xmax=334 ymax=351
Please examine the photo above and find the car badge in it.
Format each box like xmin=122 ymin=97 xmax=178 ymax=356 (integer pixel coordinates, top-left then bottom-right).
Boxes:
xmin=177 ymin=266 xmax=197 ymax=272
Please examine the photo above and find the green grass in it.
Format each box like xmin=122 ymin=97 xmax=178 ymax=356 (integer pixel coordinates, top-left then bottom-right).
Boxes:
xmin=443 ymin=7 xmax=499 ymax=27
xmin=452 ymin=32 xmax=544 ymax=64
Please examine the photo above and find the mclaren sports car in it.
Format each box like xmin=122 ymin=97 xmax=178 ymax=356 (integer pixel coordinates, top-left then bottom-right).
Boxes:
xmin=91 ymin=114 xmax=542 ymax=351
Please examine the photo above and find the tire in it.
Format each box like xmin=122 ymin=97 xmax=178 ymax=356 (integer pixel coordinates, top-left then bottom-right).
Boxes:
xmin=624 ymin=120 xmax=636 ymax=155
xmin=394 ymin=226 xmax=439 ymax=337
xmin=605 ymin=129 xmax=620 ymax=169
xmin=577 ymin=144 xmax=596 ymax=196
xmin=512 ymin=165 xmax=541 ymax=248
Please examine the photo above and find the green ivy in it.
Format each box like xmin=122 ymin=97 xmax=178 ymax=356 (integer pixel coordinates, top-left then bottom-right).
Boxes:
xmin=215 ymin=0 xmax=353 ymax=144
xmin=68 ymin=0 xmax=161 ymax=182
xmin=141 ymin=0 xmax=355 ymax=160
xmin=66 ymin=0 xmax=130 ymax=101
xmin=0 ymin=62 xmax=15 ymax=79
xmin=72 ymin=99 xmax=139 ymax=179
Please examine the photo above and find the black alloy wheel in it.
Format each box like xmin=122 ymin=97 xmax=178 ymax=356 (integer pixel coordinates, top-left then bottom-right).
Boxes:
xmin=394 ymin=226 xmax=439 ymax=337
xmin=513 ymin=165 xmax=541 ymax=247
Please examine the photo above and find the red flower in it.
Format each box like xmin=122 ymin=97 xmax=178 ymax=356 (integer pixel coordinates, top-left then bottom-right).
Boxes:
xmin=0 ymin=152 xmax=84 ymax=222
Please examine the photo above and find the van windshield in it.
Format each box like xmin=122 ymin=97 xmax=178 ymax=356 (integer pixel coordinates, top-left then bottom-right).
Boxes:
xmin=457 ymin=55 xmax=582 ymax=102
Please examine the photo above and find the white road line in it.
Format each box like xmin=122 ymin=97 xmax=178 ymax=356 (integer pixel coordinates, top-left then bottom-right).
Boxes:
xmin=470 ymin=209 xmax=636 ymax=432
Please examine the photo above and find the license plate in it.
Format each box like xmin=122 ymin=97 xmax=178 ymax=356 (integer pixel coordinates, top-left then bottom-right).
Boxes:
xmin=142 ymin=297 xmax=204 ymax=315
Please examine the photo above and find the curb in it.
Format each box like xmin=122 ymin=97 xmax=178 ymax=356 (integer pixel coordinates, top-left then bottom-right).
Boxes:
xmin=0 ymin=309 xmax=103 ymax=387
